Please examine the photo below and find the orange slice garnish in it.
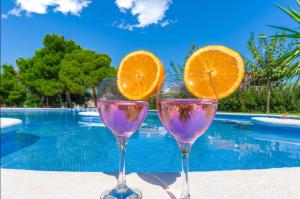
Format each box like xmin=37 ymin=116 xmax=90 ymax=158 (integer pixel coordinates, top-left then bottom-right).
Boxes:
xmin=117 ymin=50 xmax=165 ymax=100
xmin=184 ymin=45 xmax=244 ymax=100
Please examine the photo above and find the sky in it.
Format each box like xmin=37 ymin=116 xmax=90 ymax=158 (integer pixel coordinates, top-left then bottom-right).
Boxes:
xmin=1 ymin=0 xmax=298 ymax=70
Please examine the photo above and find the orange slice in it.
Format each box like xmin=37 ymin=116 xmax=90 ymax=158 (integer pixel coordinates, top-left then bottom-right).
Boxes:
xmin=117 ymin=50 xmax=165 ymax=100
xmin=184 ymin=45 xmax=244 ymax=100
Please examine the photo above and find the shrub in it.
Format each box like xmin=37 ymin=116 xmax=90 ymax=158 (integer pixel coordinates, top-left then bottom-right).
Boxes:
xmin=218 ymin=84 xmax=300 ymax=113
xmin=149 ymin=95 xmax=157 ymax=110
xmin=24 ymin=94 xmax=40 ymax=107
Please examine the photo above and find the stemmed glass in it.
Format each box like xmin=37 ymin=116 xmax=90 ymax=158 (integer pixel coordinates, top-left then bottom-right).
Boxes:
xmin=97 ymin=78 xmax=148 ymax=199
xmin=156 ymin=74 xmax=218 ymax=199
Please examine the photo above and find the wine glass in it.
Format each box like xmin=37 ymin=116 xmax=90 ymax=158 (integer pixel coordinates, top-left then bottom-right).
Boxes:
xmin=97 ymin=78 xmax=148 ymax=199
xmin=156 ymin=74 xmax=217 ymax=199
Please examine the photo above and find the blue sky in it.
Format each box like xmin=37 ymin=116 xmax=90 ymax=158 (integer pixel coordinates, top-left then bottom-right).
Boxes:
xmin=1 ymin=0 xmax=298 ymax=70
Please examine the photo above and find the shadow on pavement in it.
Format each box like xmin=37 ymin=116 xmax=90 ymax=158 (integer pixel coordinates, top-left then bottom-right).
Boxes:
xmin=137 ymin=172 xmax=180 ymax=199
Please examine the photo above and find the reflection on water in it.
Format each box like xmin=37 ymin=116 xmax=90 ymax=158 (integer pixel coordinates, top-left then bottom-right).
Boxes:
xmin=0 ymin=110 xmax=300 ymax=171
xmin=138 ymin=113 xmax=168 ymax=137
xmin=200 ymin=120 xmax=300 ymax=170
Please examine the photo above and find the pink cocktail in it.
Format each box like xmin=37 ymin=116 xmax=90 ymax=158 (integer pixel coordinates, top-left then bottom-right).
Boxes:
xmin=97 ymin=78 xmax=147 ymax=199
xmin=157 ymin=99 xmax=217 ymax=146
xmin=98 ymin=100 xmax=148 ymax=140
xmin=156 ymin=74 xmax=218 ymax=199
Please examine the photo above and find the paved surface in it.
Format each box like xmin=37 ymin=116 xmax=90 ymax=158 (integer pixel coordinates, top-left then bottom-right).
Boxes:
xmin=1 ymin=168 xmax=300 ymax=199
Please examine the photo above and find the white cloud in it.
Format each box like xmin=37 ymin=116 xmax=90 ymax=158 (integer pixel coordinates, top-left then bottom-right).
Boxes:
xmin=160 ymin=19 xmax=176 ymax=27
xmin=54 ymin=0 xmax=91 ymax=15
xmin=115 ymin=0 xmax=134 ymax=11
xmin=115 ymin=0 xmax=173 ymax=30
xmin=7 ymin=0 xmax=91 ymax=17
xmin=8 ymin=8 xmax=22 ymax=16
xmin=1 ymin=14 xmax=8 ymax=20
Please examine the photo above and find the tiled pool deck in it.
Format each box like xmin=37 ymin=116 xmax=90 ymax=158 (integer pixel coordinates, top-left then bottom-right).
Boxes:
xmin=2 ymin=168 xmax=300 ymax=199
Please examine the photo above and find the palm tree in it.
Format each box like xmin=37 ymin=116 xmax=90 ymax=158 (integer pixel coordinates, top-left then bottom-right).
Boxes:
xmin=246 ymin=33 xmax=294 ymax=113
xmin=268 ymin=0 xmax=300 ymax=79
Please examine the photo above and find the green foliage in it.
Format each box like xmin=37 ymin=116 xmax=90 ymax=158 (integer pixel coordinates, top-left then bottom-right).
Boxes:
xmin=270 ymin=85 xmax=300 ymax=112
xmin=59 ymin=49 xmax=113 ymax=91
xmin=268 ymin=0 xmax=300 ymax=80
xmin=71 ymin=93 xmax=91 ymax=107
xmin=217 ymin=91 xmax=241 ymax=112
xmin=219 ymin=33 xmax=300 ymax=113
xmin=148 ymin=86 xmax=300 ymax=113
xmin=148 ymin=95 xmax=157 ymax=110
xmin=1 ymin=34 xmax=116 ymax=107
xmin=218 ymin=85 xmax=300 ymax=113
xmin=97 ymin=66 xmax=117 ymax=81
xmin=167 ymin=39 xmax=299 ymax=113
xmin=246 ymin=33 xmax=294 ymax=85
xmin=246 ymin=33 xmax=295 ymax=112
xmin=1 ymin=31 xmax=297 ymax=112
xmin=17 ymin=34 xmax=80 ymax=106
xmin=24 ymin=93 xmax=40 ymax=107
xmin=59 ymin=49 xmax=115 ymax=107
xmin=0 ymin=65 xmax=26 ymax=106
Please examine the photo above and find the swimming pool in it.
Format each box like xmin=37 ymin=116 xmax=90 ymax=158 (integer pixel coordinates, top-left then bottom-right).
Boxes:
xmin=1 ymin=109 xmax=300 ymax=172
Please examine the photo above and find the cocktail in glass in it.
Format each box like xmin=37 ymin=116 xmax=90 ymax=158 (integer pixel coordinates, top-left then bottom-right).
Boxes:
xmin=157 ymin=74 xmax=217 ymax=199
xmin=97 ymin=78 xmax=148 ymax=199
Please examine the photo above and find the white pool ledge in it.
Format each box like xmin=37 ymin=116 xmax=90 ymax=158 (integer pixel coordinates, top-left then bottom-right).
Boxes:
xmin=252 ymin=117 xmax=300 ymax=129
xmin=78 ymin=111 xmax=99 ymax=117
xmin=0 ymin=118 xmax=23 ymax=133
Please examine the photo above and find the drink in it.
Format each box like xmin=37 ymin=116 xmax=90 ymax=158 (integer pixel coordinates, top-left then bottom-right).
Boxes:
xmin=156 ymin=45 xmax=244 ymax=199
xmin=157 ymin=99 xmax=217 ymax=146
xmin=97 ymin=78 xmax=149 ymax=199
xmin=97 ymin=48 xmax=164 ymax=199
xmin=156 ymin=78 xmax=218 ymax=199
xmin=98 ymin=100 xmax=149 ymax=139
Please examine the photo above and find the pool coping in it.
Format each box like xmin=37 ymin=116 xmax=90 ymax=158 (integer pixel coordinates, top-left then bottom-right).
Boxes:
xmin=1 ymin=108 xmax=299 ymax=118
xmin=1 ymin=108 xmax=71 ymax=111
xmin=2 ymin=167 xmax=300 ymax=199
xmin=150 ymin=110 xmax=300 ymax=118
xmin=0 ymin=118 xmax=23 ymax=133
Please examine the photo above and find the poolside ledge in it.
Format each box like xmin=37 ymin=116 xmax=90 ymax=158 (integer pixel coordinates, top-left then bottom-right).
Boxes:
xmin=0 ymin=118 xmax=22 ymax=133
xmin=1 ymin=168 xmax=300 ymax=199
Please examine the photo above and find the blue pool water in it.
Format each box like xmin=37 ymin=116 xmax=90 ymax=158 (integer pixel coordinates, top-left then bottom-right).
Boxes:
xmin=1 ymin=110 xmax=300 ymax=172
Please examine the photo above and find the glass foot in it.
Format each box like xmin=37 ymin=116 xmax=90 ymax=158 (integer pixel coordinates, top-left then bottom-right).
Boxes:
xmin=100 ymin=185 xmax=142 ymax=199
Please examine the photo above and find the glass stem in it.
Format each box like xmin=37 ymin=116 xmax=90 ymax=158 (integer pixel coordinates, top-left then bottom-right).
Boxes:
xmin=180 ymin=144 xmax=191 ymax=199
xmin=117 ymin=139 xmax=128 ymax=190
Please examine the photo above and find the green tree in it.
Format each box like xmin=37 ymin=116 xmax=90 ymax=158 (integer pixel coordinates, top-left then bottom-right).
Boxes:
xmin=59 ymin=49 xmax=116 ymax=107
xmin=0 ymin=65 xmax=26 ymax=106
xmin=246 ymin=33 xmax=295 ymax=113
xmin=17 ymin=34 xmax=80 ymax=107
xmin=268 ymin=0 xmax=300 ymax=79
xmin=24 ymin=93 xmax=40 ymax=107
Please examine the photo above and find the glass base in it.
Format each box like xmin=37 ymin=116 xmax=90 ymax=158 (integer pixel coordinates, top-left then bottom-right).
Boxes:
xmin=100 ymin=185 xmax=142 ymax=199
xmin=180 ymin=196 xmax=191 ymax=199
